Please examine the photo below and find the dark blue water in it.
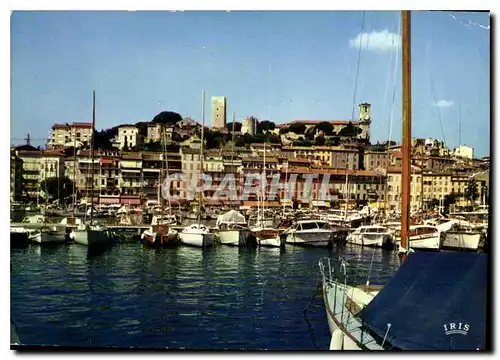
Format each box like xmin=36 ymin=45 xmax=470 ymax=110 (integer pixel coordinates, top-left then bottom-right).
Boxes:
xmin=10 ymin=243 xmax=401 ymax=350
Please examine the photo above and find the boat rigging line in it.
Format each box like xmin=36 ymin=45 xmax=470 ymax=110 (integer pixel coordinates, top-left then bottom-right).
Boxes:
xmin=350 ymin=10 xmax=366 ymax=122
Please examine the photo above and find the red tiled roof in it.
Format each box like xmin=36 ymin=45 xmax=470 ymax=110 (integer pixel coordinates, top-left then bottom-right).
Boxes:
xmin=285 ymin=167 xmax=384 ymax=176
xmin=52 ymin=122 xmax=92 ymax=129
xmin=73 ymin=122 xmax=92 ymax=128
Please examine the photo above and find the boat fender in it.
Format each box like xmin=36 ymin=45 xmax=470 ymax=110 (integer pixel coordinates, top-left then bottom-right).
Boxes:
xmin=329 ymin=328 xmax=344 ymax=350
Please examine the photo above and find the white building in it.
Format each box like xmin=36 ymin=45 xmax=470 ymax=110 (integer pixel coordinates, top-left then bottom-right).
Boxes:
xmin=117 ymin=125 xmax=140 ymax=150
xmin=39 ymin=154 xmax=65 ymax=181
xmin=48 ymin=122 xmax=92 ymax=148
xmin=454 ymin=145 xmax=474 ymax=159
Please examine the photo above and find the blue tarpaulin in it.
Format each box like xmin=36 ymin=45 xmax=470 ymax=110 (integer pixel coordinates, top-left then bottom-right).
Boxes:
xmin=359 ymin=251 xmax=488 ymax=350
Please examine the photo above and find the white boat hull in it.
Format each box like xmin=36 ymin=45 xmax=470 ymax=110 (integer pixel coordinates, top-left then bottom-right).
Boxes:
xmin=29 ymin=231 xmax=66 ymax=244
xmin=396 ymin=233 xmax=441 ymax=251
xmin=258 ymin=236 xmax=282 ymax=248
xmin=346 ymin=233 xmax=392 ymax=247
xmin=218 ymin=230 xmax=252 ymax=246
xmin=323 ymin=281 xmax=379 ymax=350
xmin=72 ymin=229 xmax=113 ymax=247
xmin=285 ymin=231 xmax=333 ymax=247
xmin=179 ymin=232 xmax=214 ymax=247
xmin=442 ymin=232 xmax=482 ymax=251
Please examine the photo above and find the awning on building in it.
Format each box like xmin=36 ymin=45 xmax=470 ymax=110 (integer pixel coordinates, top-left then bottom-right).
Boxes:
xmin=120 ymin=197 xmax=142 ymax=205
xmin=98 ymin=197 xmax=120 ymax=204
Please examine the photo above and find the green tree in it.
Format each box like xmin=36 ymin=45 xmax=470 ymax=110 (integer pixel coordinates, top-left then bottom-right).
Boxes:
xmin=465 ymin=180 xmax=479 ymax=204
xmin=144 ymin=140 xmax=163 ymax=152
xmin=315 ymin=122 xmax=334 ymax=135
xmin=314 ymin=135 xmax=326 ymax=146
xmin=443 ymin=192 xmax=457 ymax=215
xmin=226 ymin=121 xmax=242 ymax=132
xmin=39 ymin=176 xmax=74 ymax=203
xmin=257 ymin=120 xmax=276 ymax=134
xmin=152 ymin=111 xmax=182 ymax=125
xmin=288 ymin=123 xmax=307 ymax=134
xmin=339 ymin=122 xmax=362 ymax=137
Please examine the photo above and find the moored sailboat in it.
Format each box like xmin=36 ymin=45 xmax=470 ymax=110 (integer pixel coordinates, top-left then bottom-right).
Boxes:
xmin=71 ymin=91 xmax=113 ymax=249
xmin=178 ymin=90 xmax=214 ymax=248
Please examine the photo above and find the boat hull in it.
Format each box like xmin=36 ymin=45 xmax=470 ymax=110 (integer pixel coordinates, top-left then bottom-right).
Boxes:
xmin=72 ymin=229 xmax=113 ymax=248
xmin=285 ymin=231 xmax=333 ymax=247
xmin=258 ymin=236 xmax=283 ymax=248
xmin=179 ymin=232 xmax=214 ymax=247
xmin=346 ymin=233 xmax=394 ymax=248
xmin=29 ymin=231 xmax=66 ymax=244
xmin=442 ymin=232 xmax=482 ymax=251
xmin=141 ymin=229 xmax=179 ymax=248
xmin=218 ymin=229 xmax=256 ymax=247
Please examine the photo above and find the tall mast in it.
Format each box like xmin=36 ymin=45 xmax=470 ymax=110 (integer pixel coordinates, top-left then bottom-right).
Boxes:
xmin=197 ymin=90 xmax=205 ymax=224
xmin=90 ymin=90 xmax=96 ymax=226
xmin=163 ymin=126 xmax=172 ymax=217
xmin=262 ymin=142 xmax=266 ymax=227
xmin=231 ymin=111 xmax=236 ymax=208
xmin=72 ymin=124 xmax=77 ymax=217
xmin=400 ymin=10 xmax=411 ymax=258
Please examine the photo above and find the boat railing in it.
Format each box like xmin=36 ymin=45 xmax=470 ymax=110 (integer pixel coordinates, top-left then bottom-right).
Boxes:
xmin=319 ymin=257 xmax=391 ymax=290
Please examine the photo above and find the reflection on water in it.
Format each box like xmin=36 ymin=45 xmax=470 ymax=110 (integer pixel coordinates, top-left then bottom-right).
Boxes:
xmin=11 ymin=242 xmax=400 ymax=349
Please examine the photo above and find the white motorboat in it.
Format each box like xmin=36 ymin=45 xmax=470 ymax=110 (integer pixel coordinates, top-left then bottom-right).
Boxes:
xmin=179 ymin=223 xmax=214 ymax=247
xmin=346 ymin=225 xmax=394 ymax=249
xmin=394 ymin=225 xmax=442 ymax=251
xmin=441 ymin=220 xmax=484 ymax=251
xmin=284 ymin=220 xmax=336 ymax=247
xmin=251 ymin=227 xmax=284 ymax=248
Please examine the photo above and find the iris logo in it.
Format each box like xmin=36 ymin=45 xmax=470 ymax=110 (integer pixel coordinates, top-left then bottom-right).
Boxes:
xmin=443 ymin=322 xmax=470 ymax=336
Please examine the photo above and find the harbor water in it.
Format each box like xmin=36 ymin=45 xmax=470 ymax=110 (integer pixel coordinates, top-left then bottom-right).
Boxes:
xmin=11 ymin=243 xmax=401 ymax=350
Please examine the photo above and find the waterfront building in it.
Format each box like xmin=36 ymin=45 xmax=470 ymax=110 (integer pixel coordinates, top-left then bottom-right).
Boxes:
xmin=282 ymin=145 xmax=361 ymax=170
xmin=39 ymin=152 xmax=65 ymax=181
xmin=180 ymin=147 xmax=202 ymax=201
xmin=211 ymin=96 xmax=227 ymax=130
xmin=98 ymin=152 xmax=121 ymax=205
xmin=119 ymin=152 xmax=143 ymax=206
xmin=10 ymin=153 xmax=23 ymax=202
xmin=15 ymin=149 xmax=42 ymax=200
xmin=75 ymin=150 xmax=100 ymax=203
xmin=422 ymin=171 xmax=453 ymax=206
xmin=386 ymin=166 xmax=422 ymax=211
xmin=363 ymin=150 xmax=390 ymax=171
xmin=48 ymin=122 xmax=92 ymax=148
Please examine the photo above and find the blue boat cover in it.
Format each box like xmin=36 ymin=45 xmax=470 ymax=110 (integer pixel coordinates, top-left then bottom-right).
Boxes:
xmin=358 ymin=251 xmax=488 ymax=350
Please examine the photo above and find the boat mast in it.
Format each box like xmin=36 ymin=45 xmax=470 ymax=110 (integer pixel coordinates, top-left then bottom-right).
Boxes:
xmin=231 ymin=111 xmax=236 ymax=208
xmin=400 ymin=10 xmax=411 ymax=258
xmin=262 ymin=142 xmax=266 ymax=227
xmin=197 ymin=90 xmax=205 ymax=225
xmin=72 ymin=124 xmax=77 ymax=217
xmin=90 ymin=90 xmax=96 ymax=226
xmin=163 ymin=126 xmax=172 ymax=217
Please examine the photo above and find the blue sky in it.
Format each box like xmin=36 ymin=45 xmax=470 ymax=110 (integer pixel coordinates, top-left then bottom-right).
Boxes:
xmin=11 ymin=10 xmax=490 ymax=157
